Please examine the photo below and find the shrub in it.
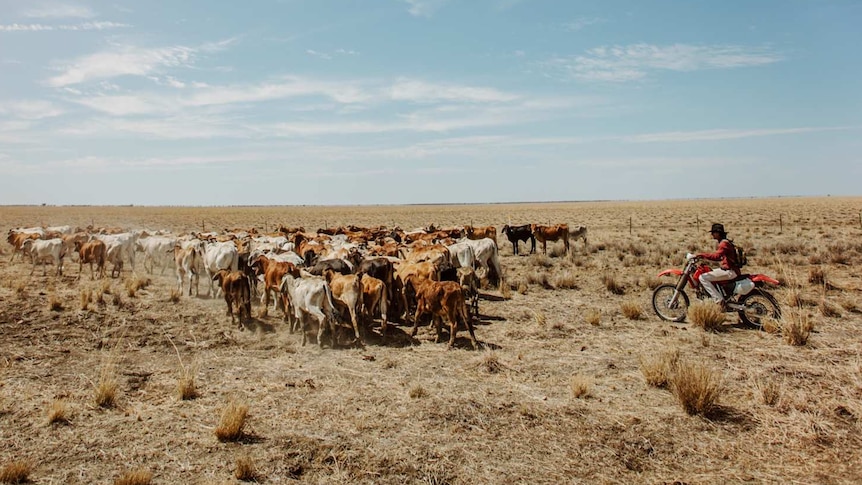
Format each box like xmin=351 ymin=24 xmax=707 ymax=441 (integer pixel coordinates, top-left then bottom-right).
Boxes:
xmin=671 ymin=360 xmax=722 ymax=416
xmin=688 ymin=301 xmax=725 ymax=332
xmin=570 ymin=374 xmax=592 ymax=399
xmin=409 ymin=385 xmax=427 ymax=399
xmin=215 ymin=399 xmax=249 ymax=442
xmin=113 ymin=469 xmax=152 ymax=485
xmin=620 ymin=301 xmax=642 ymax=320
xmin=47 ymin=399 xmax=70 ymax=426
xmin=783 ymin=309 xmax=813 ymax=346
xmin=235 ymin=454 xmax=258 ymax=482
xmin=0 ymin=461 xmax=32 ymax=484
xmin=640 ymin=349 xmax=680 ymax=389
xmin=553 ymin=271 xmax=578 ymax=290
xmin=601 ymin=274 xmax=625 ymax=295
xmin=584 ymin=309 xmax=601 ymax=327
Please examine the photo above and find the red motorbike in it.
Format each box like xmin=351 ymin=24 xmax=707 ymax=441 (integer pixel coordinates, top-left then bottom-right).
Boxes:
xmin=652 ymin=253 xmax=781 ymax=328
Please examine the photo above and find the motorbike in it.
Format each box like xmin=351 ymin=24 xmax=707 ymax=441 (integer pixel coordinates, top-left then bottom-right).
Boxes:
xmin=652 ymin=253 xmax=781 ymax=328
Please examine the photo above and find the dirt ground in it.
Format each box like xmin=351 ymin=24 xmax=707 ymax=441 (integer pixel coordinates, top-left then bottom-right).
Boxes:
xmin=1 ymin=197 xmax=861 ymax=484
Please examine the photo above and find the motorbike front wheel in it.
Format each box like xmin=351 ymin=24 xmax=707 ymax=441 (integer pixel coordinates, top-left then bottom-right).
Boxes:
xmin=738 ymin=289 xmax=781 ymax=328
xmin=652 ymin=284 xmax=690 ymax=322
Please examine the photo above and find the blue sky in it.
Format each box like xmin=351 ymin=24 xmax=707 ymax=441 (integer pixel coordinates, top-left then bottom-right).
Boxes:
xmin=0 ymin=0 xmax=860 ymax=205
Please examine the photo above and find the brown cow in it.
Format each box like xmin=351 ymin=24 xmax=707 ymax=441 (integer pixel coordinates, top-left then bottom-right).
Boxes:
xmin=325 ymin=270 xmax=363 ymax=345
xmin=6 ymin=231 xmax=40 ymax=262
xmin=394 ymin=261 xmax=440 ymax=320
xmin=360 ymin=274 xmax=389 ymax=341
xmin=212 ymin=269 xmax=252 ymax=329
xmin=409 ymin=277 xmax=478 ymax=349
xmin=75 ymin=239 xmax=106 ymax=280
xmin=531 ymin=224 xmax=570 ymax=255
xmin=250 ymin=255 xmax=300 ymax=320
xmin=464 ymin=225 xmax=497 ymax=246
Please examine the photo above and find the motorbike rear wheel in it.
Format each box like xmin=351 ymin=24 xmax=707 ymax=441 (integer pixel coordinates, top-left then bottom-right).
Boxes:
xmin=652 ymin=284 xmax=690 ymax=322
xmin=738 ymin=289 xmax=781 ymax=329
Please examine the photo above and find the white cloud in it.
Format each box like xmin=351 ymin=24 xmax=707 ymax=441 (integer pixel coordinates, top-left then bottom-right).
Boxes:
xmin=562 ymin=17 xmax=603 ymax=32
xmin=22 ymin=3 xmax=95 ymax=19
xmin=402 ymin=0 xmax=448 ymax=17
xmin=0 ymin=100 xmax=65 ymax=119
xmin=45 ymin=39 xmax=233 ymax=87
xmin=623 ymin=126 xmax=857 ymax=143
xmin=390 ymin=78 xmax=519 ymax=103
xmin=306 ymin=49 xmax=332 ymax=60
xmin=544 ymin=43 xmax=783 ymax=82
xmin=0 ymin=21 xmax=129 ymax=31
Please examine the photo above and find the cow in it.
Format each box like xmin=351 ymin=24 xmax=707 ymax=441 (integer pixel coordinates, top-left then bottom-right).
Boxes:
xmin=308 ymin=258 xmax=355 ymax=277
xmin=95 ymin=233 xmax=138 ymax=273
xmin=21 ymin=238 xmax=65 ymax=276
xmin=408 ymin=276 xmax=478 ymax=349
xmin=456 ymin=238 xmax=504 ymax=289
xmin=75 ymin=239 xmax=106 ymax=280
xmin=201 ymin=241 xmax=239 ymax=298
xmin=324 ymin=271 xmax=364 ymax=345
xmin=212 ymin=269 xmax=252 ymax=329
xmin=501 ymin=224 xmax=535 ymax=256
xmin=457 ymin=267 xmax=480 ymax=319
xmin=279 ymin=273 xmax=339 ymax=348
xmin=250 ymin=255 xmax=300 ymax=319
xmin=136 ymin=235 xmax=178 ymax=275
xmin=171 ymin=243 xmax=200 ymax=296
xmin=7 ymin=231 xmax=41 ymax=262
xmin=569 ymin=225 xmax=588 ymax=249
xmin=531 ymin=224 xmax=570 ymax=255
xmin=356 ymin=257 xmax=395 ymax=308
xmin=394 ymin=260 xmax=440 ymax=320
xmin=360 ymin=274 xmax=389 ymax=341
xmin=463 ymin=225 xmax=497 ymax=246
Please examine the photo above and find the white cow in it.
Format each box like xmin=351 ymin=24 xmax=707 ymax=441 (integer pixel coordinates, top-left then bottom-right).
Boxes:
xmin=21 ymin=238 xmax=65 ymax=276
xmin=95 ymin=232 xmax=138 ymax=273
xmin=172 ymin=243 xmax=200 ymax=296
xmin=456 ymin=237 xmax=504 ymax=289
xmin=136 ymin=235 xmax=178 ymax=275
xmin=446 ymin=241 xmax=477 ymax=270
xmin=45 ymin=225 xmax=73 ymax=235
xmin=279 ymin=273 xmax=339 ymax=347
xmin=202 ymin=241 xmax=238 ymax=298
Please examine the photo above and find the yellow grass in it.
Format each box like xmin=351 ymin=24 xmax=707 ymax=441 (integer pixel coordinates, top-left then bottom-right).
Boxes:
xmin=640 ymin=349 xmax=680 ymax=389
xmin=95 ymin=360 xmax=118 ymax=408
xmin=584 ymin=309 xmax=601 ymax=326
xmin=783 ymin=309 xmax=813 ymax=346
xmin=215 ymin=399 xmax=249 ymax=442
xmin=671 ymin=360 xmax=722 ymax=416
xmin=620 ymin=300 xmax=642 ymax=320
xmin=113 ymin=469 xmax=152 ymax=485
xmin=235 ymin=454 xmax=258 ymax=481
xmin=570 ymin=374 xmax=592 ymax=399
xmin=46 ymin=399 xmax=70 ymax=426
xmin=0 ymin=461 xmax=31 ymax=484
xmin=688 ymin=300 xmax=725 ymax=332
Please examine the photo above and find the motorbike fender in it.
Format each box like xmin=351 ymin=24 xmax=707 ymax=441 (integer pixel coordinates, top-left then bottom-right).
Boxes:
xmin=750 ymin=274 xmax=780 ymax=286
xmin=658 ymin=269 xmax=683 ymax=278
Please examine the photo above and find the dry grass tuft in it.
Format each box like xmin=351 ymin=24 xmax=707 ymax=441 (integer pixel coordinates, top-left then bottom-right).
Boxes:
xmin=46 ymin=399 xmax=70 ymax=426
xmin=808 ymin=266 xmax=826 ymax=286
xmin=640 ymin=349 xmax=680 ymax=389
xmin=783 ymin=309 xmax=813 ymax=346
xmin=643 ymin=276 xmax=663 ymax=290
xmin=529 ymin=254 xmax=553 ymax=268
xmin=409 ymin=385 xmax=427 ymax=399
xmin=100 ymin=280 xmax=112 ymax=295
xmin=601 ymin=274 xmax=625 ymax=295
xmin=14 ymin=280 xmax=27 ymax=298
xmin=215 ymin=399 xmax=249 ymax=442
xmin=584 ymin=309 xmax=601 ymax=326
xmin=48 ymin=293 xmax=63 ymax=312
xmin=500 ymin=282 xmax=512 ymax=299
xmin=688 ymin=301 xmax=725 ymax=332
xmin=112 ymin=292 xmax=123 ymax=309
xmin=670 ymin=360 xmax=722 ymax=416
xmin=553 ymin=271 xmax=578 ymax=290
xmin=0 ymin=461 xmax=32 ymax=484
xmin=235 ymin=454 xmax=258 ymax=481
xmin=168 ymin=287 xmax=181 ymax=303
xmin=125 ymin=275 xmax=151 ymax=298
xmin=761 ymin=318 xmax=781 ymax=334
xmin=479 ymin=353 xmax=503 ymax=374
xmin=95 ymin=360 xmax=118 ymax=408
xmin=819 ymin=298 xmax=841 ymax=318
xmin=80 ymin=288 xmax=93 ymax=311
xmin=786 ymin=289 xmax=811 ymax=309
xmin=620 ymin=300 xmax=642 ymax=320
xmin=526 ymin=271 xmax=554 ymax=289
xmin=177 ymin=370 xmax=198 ymax=401
xmin=753 ymin=377 xmax=782 ymax=407
xmin=532 ymin=310 xmax=547 ymax=327
xmin=570 ymin=374 xmax=592 ymax=399
xmin=113 ymin=469 xmax=152 ymax=485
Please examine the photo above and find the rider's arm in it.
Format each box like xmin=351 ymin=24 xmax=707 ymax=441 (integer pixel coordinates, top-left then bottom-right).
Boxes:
xmin=698 ymin=241 xmax=731 ymax=263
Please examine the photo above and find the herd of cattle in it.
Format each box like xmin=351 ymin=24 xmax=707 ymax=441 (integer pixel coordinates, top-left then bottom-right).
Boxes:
xmin=6 ymin=223 xmax=588 ymax=349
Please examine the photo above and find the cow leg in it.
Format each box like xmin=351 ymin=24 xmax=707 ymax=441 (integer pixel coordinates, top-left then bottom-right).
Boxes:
xmin=310 ymin=308 xmax=329 ymax=348
xmin=379 ymin=294 xmax=388 ymax=343
xmin=259 ymin=288 xmax=270 ymax=318
xmin=349 ymin=307 xmax=362 ymax=345
xmin=434 ymin=315 xmax=444 ymax=343
xmin=411 ymin=306 xmax=423 ymax=337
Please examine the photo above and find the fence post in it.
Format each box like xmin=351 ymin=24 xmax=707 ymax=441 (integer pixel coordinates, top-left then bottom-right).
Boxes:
xmin=779 ymin=214 xmax=783 ymax=234
xmin=696 ymin=216 xmax=700 ymax=233
xmin=629 ymin=216 xmax=632 ymax=235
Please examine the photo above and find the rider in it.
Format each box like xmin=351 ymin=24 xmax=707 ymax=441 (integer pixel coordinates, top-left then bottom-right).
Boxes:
xmin=696 ymin=223 xmax=740 ymax=308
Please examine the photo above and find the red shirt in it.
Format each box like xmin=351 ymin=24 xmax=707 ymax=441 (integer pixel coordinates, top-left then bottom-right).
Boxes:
xmin=699 ymin=239 xmax=739 ymax=271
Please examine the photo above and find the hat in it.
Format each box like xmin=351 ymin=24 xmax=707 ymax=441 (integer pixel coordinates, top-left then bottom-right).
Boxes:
xmin=709 ymin=223 xmax=726 ymax=234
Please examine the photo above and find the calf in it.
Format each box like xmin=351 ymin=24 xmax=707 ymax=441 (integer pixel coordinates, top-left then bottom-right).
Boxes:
xmin=464 ymin=225 xmax=497 ymax=246
xmin=531 ymin=224 xmax=570 ymax=255
xmin=569 ymin=225 xmax=588 ymax=249
xmin=212 ymin=269 xmax=252 ymax=329
xmin=75 ymin=239 xmax=106 ymax=280
xmin=501 ymin=224 xmax=535 ymax=256
xmin=201 ymin=241 xmax=239 ymax=298
xmin=409 ymin=277 xmax=478 ymax=349
xmin=171 ymin=243 xmax=199 ymax=296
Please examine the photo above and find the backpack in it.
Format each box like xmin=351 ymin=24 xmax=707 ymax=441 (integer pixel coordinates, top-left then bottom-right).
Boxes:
xmin=727 ymin=239 xmax=747 ymax=268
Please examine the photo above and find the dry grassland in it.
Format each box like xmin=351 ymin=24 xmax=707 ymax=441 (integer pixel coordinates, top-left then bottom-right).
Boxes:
xmin=1 ymin=197 xmax=861 ymax=483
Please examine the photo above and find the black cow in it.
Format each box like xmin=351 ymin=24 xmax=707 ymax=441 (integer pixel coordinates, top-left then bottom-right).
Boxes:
xmin=501 ymin=224 xmax=536 ymax=256
xmin=356 ymin=257 xmax=395 ymax=315
xmin=308 ymin=258 xmax=354 ymax=276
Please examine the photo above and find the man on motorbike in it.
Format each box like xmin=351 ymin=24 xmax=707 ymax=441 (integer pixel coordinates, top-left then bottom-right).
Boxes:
xmin=696 ymin=223 xmax=740 ymax=309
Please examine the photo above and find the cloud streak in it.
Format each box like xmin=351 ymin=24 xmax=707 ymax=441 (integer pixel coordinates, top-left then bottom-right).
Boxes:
xmin=544 ymin=43 xmax=783 ymax=82
xmin=402 ymin=0 xmax=449 ymax=17
xmin=0 ymin=21 xmax=130 ymax=32
xmin=22 ymin=3 xmax=95 ymax=19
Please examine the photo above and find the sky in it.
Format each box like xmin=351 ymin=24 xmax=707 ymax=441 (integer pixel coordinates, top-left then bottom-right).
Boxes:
xmin=0 ymin=0 xmax=860 ymax=205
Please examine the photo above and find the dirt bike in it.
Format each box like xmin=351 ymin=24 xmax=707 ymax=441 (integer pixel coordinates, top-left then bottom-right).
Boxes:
xmin=652 ymin=253 xmax=781 ymax=328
